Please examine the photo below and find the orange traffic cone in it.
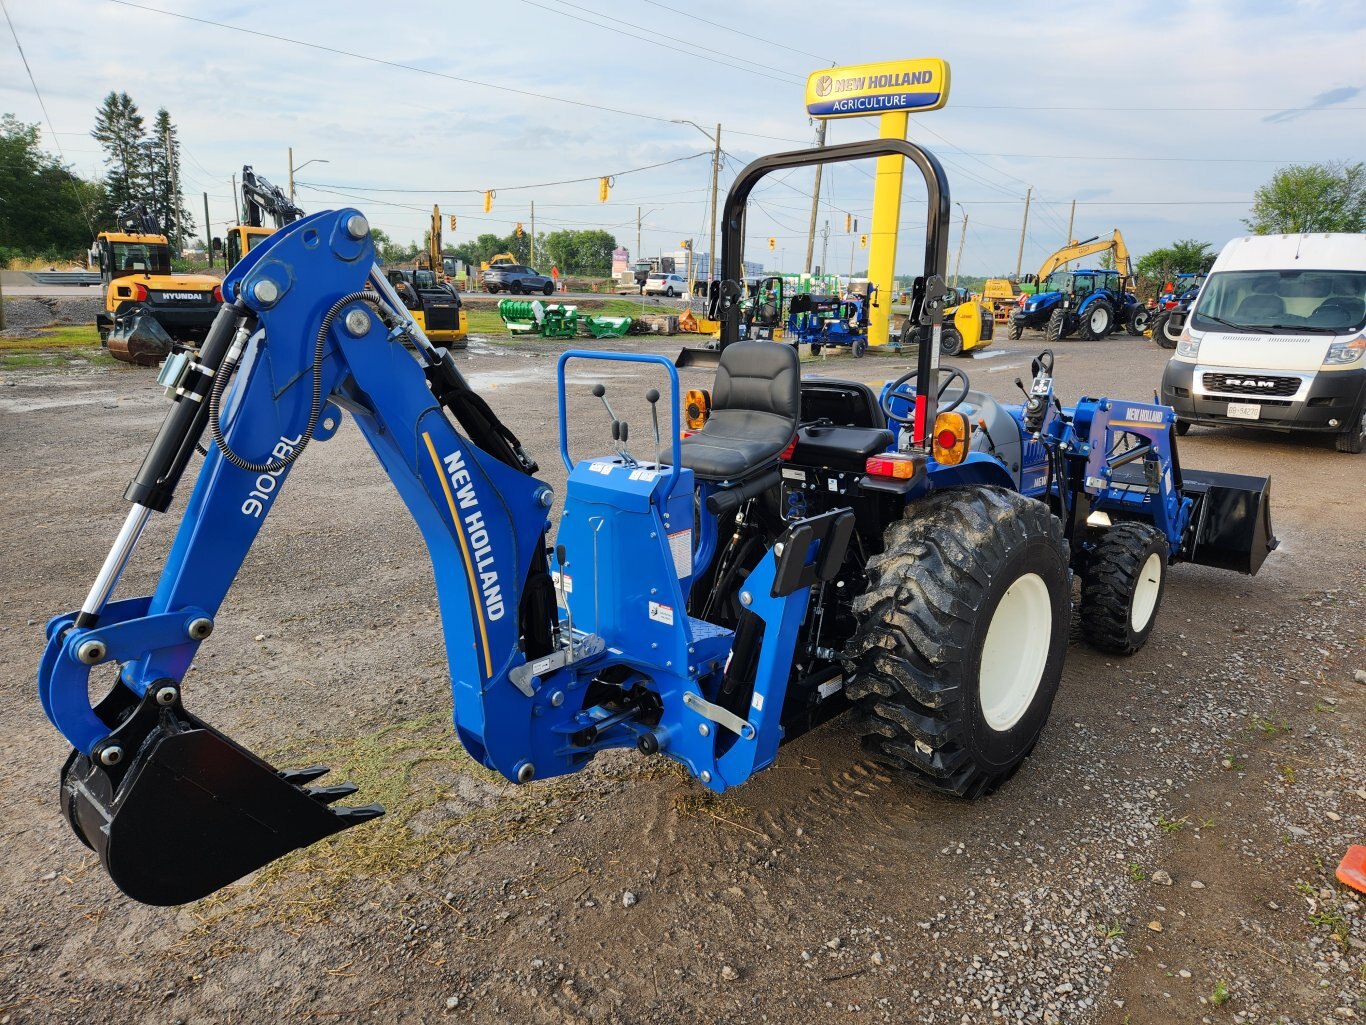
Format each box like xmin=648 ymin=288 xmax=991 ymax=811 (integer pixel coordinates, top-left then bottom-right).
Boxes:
xmin=1337 ymin=845 xmax=1366 ymax=894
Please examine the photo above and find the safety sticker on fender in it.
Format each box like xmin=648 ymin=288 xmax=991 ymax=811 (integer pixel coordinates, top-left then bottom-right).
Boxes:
xmin=750 ymin=692 xmax=765 ymax=712
xmin=781 ymin=468 xmax=806 ymax=481
xmin=668 ymin=529 xmax=692 ymax=578
xmin=590 ymin=462 xmax=613 ymax=475
xmin=628 ymin=468 xmax=658 ymax=482
xmin=648 ymin=601 xmax=674 ymax=626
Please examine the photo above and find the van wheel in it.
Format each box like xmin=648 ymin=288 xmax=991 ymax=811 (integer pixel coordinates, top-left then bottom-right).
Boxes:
xmin=1079 ymin=523 xmax=1169 ymax=655
xmin=1338 ymin=412 xmax=1365 ymax=454
xmin=1175 ymin=419 xmax=1191 ymax=436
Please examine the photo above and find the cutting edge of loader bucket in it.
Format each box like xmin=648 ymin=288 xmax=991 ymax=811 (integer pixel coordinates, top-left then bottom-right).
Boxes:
xmin=675 ymin=344 xmax=721 ymax=369
xmin=62 ymin=681 xmax=383 ymax=905
xmin=1180 ymin=467 xmax=1278 ymax=576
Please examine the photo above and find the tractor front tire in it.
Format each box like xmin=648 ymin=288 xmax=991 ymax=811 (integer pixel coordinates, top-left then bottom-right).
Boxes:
xmin=1127 ymin=307 xmax=1151 ymax=336
xmin=1151 ymin=312 xmax=1180 ymax=349
xmin=940 ymin=326 xmax=964 ymax=357
xmin=845 ymin=487 xmax=1071 ymax=798
xmin=1044 ymin=308 xmax=1068 ymax=343
xmin=1077 ymin=300 xmax=1114 ymax=341
xmin=852 ymin=338 xmax=868 ymax=358
xmin=1079 ymin=523 xmax=1169 ymax=655
xmin=1007 ymin=321 xmax=1024 ymax=341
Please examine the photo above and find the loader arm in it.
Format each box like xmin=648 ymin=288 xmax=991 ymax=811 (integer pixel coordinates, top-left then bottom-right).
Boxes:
xmin=1036 ymin=230 xmax=1131 ymax=281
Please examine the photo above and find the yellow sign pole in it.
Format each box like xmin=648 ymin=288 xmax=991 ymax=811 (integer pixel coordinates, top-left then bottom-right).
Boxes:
xmin=867 ymin=111 xmax=908 ymax=347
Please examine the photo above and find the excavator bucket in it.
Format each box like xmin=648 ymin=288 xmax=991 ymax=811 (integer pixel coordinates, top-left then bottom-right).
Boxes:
xmin=107 ymin=309 xmax=175 ymax=367
xmin=61 ymin=684 xmax=382 ymax=906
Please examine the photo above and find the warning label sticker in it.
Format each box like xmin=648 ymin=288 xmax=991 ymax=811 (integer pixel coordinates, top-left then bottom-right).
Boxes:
xmin=668 ymin=529 xmax=692 ymax=578
xmin=648 ymin=601 xmax=674 ymax=626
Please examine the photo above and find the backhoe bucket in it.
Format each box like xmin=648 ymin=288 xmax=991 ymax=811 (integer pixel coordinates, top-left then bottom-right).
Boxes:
xmin=107 ymin=309 xmax=175 ymax=367
xmin=1180 ymin=468 xmax=1277 ymax=575
xmin=675 ymin=344 xmax=721 ymax=369
xmin=62 ymin=685 xmax=382 ymax=906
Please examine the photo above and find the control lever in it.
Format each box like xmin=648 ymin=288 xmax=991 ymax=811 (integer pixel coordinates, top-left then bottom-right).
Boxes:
xmin=645 ymin=388 xmax=663 ymax=467
xmin=592 ymin=383 xmax=633 ymax=464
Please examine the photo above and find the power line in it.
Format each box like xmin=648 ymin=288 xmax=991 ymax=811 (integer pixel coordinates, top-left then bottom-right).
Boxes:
xmin=2 ymin=0 xmax=96 ymax=234
xmin=637 ymin=0 xmax=836 ymax=64
xmin=520 ymin=0 xmax=802 ymax=85
xmin=954 ymin=102 xmax=1366 ymax=113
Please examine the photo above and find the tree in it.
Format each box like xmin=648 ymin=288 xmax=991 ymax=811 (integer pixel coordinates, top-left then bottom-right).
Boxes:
xmin=92 ymin=91 xmax=147 ymax=213
xmin=146 ymin=109 xmax=194 ymax=251
xmin=0 ymin=114 xmax=104 ymax=262
xmin=542 ymin=229 xmax=617 ymax=275
xmin=1135 ymin=239 xmax=1217 ymax=281
xmin=368 ymin=227 xmax=418 ymax=265
xmin=1244 ymin=161 xmax=1366 ymax=235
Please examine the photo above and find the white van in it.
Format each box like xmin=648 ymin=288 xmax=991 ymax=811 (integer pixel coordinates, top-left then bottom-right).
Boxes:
xmin=1160 ymin=233 xmax=1366 ymax=453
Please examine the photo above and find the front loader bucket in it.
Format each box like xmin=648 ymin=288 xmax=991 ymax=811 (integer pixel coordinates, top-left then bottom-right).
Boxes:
xmin=1180 ymin=468 xmax=1277 ymax=575
xmin=107 ymin=310 xmax=175 ymax=367
xmin=675 ymin=344 xmax=721 ymax=369
xmin=62 ymin=685 xmax=382 ymax=906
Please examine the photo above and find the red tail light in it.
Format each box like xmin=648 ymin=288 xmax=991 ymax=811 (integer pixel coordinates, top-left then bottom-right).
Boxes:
xmin=132 ymin=283 xmax=148 ymax=302
xmin=213 ymin=284 xmax=223 ymax=303
xmin=1163 ymin=299 xmax=1177 ymax=310
xmin=779 ymin=437 xmax=797 ymax=460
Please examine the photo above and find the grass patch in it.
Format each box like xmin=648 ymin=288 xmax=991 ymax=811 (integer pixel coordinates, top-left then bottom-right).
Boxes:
xmin=0 ymin=324 xmax=110 ymax=369
xmin=1210 ymin=979 xmax=1231 ymax=1006
xmin=1157 ymin=814 xmax=1187 ymax=834
xmin=1126 ymin=862 xmax=1147 ymax=882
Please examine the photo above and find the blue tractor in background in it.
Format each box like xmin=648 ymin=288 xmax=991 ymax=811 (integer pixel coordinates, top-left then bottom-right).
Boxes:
xmin=1149 ymin=272 xmax=1206 ymax=349
xmin=1009 ymin=231 xmax=1149 ymax=341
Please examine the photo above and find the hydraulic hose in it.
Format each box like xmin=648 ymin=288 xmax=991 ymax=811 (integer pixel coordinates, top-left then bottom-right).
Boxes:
xmin=208 ymin=290 xmax=387 ymax=474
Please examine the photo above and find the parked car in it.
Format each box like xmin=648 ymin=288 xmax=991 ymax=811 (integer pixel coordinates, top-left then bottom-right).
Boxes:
xmin=1160 ymin=233 xmax=1366 ymax=453
xmin=642 ymin=273 xmax=687 ymax=297
xmin=482 ymin=264 xmax=554 ymax=295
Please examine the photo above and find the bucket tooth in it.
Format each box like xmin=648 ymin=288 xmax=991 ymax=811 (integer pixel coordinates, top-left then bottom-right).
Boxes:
xmin=279 ymin=765 xmax=331 ymax=785
xmin=305 ymin=782 xmax=359 ymax=804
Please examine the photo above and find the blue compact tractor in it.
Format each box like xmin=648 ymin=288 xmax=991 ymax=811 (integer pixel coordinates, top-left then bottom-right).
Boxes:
xmin=1012 ymin=269 xmax=1147 ymax=341
xmin=37 ymin=139 xmax=1276 ymax=907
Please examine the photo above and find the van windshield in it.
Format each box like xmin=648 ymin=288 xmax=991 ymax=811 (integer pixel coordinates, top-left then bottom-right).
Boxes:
xmin=1191 ymin=269 xmax=1366 ymax=334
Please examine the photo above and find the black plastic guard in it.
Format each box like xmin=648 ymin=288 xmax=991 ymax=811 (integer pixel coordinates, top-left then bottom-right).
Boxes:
xmin=1181 ymin=468 xmax=1278 ymax=575
xmin=61 ymin=684 xmax=383 ymax=906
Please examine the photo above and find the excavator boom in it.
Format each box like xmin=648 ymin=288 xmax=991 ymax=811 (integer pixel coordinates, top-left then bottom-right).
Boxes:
xmin=1036 ymin=230 xmax=1132 ymax=282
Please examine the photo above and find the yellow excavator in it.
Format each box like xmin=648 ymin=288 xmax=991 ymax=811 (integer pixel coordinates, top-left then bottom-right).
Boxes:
xmin=1009 ymin=230 xmax=1147 ymax=341
xmin=221 ymin=166 xmax=303 ymax=271
xmin=385 ymin=206 xmax=467 ymax=347
xmin=93 ymin=204 xmax=222 ymax=365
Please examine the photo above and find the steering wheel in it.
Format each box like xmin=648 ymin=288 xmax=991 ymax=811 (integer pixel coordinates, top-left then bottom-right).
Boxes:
xmin=880 ymin=365 xmax=971 ymax=426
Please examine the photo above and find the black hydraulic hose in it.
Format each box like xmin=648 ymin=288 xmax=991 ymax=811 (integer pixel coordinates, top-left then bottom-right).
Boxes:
xmin=208 ymin=290 xmax=384 ymax=474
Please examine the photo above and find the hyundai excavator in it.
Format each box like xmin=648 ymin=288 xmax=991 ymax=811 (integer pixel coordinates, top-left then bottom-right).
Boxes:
xmin=1010 ymin=230 xmax=1148 ymax=341
xmin=222 ymin=166 xmax=304 ymax=271
xmin=38 ymin=140 xmax=1274 ymax=907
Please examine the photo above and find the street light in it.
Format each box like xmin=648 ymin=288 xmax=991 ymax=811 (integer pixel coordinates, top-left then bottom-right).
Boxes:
xmin=671 ymin=119 xmax=721 ymax=282
xmin=287 ymin=148 xmax=330 ymax=202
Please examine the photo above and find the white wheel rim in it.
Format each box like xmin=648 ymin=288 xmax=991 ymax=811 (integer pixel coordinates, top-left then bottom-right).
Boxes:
xmin=1130 ymin=552 xmax=1163 ymax=632
xmin=978 ymin=573 xmax=1052 ymax=732
xmin=1090 ymin=308 xmax=1108 ymax=331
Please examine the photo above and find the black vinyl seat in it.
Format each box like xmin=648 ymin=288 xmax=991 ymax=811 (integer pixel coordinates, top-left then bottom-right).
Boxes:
xmin=679 ymin=342 xmax=800 ymax=481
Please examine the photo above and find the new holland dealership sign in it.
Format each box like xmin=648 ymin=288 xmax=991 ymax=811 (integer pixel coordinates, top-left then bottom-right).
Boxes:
xmin=805 ymin=59 xmax=951 ymax=118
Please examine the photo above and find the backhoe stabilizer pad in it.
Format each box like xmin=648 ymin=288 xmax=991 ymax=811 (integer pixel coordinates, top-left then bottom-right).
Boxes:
xmin=59 ymin=689 xmax=383 ymax=906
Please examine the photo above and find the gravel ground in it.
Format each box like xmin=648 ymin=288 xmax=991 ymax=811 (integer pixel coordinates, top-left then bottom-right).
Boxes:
xmin=0 ymin=330 xmax=1361 ymax=1025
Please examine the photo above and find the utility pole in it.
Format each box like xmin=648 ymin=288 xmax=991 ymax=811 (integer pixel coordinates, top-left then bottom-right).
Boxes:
xmin=820 ymin=220 xmax=829 ymax=276
xmin=637 ymin=206 xmax=642 ymax=262
xmin=953 ymin=209 xmax=969 ymax=288
xmin=804 ymin=118 xmax=827 ymax=274
xmin=165 ymin=121 xmax=182 ymax=256
xmin=287 ymin=146 xmax=295 ymax=204
xmin=203 ymin=192 xmax=212 ymax=268
xmin=1014 ymin=187 xmax=1032 ymax=278
xmin=530 ymin=201 xmax=535 ymax=266
xmin=231 ymin=172 xmax=239 ymax=223
xmin=708 ymin=123 xmax=720 ymax=282
xmin=1065 ymin=198 xmax=1076 ymax=246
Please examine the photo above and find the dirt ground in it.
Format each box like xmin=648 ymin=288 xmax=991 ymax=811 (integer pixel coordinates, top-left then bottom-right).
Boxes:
xmin=0 ymin=328 xmax=1362 ymax=1025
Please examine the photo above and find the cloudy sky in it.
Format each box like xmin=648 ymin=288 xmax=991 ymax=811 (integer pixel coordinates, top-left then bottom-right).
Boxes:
xmin=4 ymin=0 xmax=1364 ymax=276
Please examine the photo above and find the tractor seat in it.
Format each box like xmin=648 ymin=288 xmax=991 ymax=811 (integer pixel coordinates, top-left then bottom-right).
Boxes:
xmin=679 ymin=342 xmax=800 ymax=481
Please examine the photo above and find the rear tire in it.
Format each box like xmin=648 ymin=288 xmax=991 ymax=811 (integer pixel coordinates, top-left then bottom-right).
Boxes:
xmin=1152 ymin=312 xmax=1181 ymax=349
xmin=1045 ymin=307 xmax=1068 ymax=343
xmin=1127 ymin=307 xmax=1151 ymax=336
xmin=1008 ymin=321 xmax=1024 ymax=341
xmin=1077 ymin=300 xmax=1114 ymax=340
xmin=1079 ymin=522 xmax=1169 ymax=655
xmin=940 ymin=326 xmax=964 ymax=356
xmin=845 ymin=487 xmax=1071 ymax=798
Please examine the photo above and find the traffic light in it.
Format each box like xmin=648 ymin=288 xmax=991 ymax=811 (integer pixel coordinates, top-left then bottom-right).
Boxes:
xmin=599 ymin=177 xmax=610 ymax=202
xmin=680 ymin=239 xmax=691 ymax=250
xmin=845 ymin=213 xmax=851 ymax=233
xmin=515 ymin=223 xmax=524 ymax=238
xmin=449 ymin=215 xmax=457 ymax=231
xmin=859 ymin=234 xmax=867 ymax=249
xmin=483 ymin=190 xmax=494 ymax=213
xmin=768 ymin=237 xmax=776 ymax=250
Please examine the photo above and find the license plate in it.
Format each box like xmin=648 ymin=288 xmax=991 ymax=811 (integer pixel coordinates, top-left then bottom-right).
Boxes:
xmin=1227 ymin=402 xmax=1261 ymax=420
